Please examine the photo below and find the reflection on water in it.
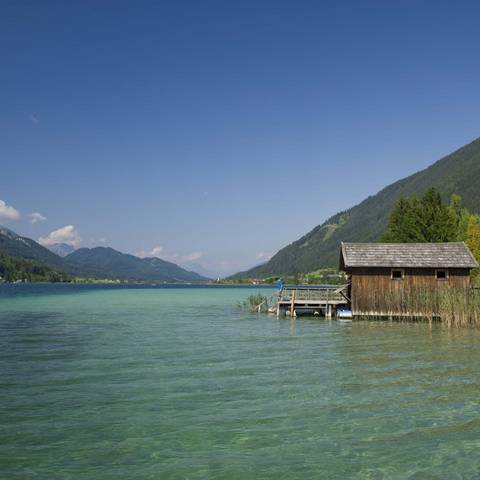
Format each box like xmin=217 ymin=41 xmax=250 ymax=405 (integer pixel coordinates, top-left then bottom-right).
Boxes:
xmin=289 ymin=318 xmax=296 ymax=336
xmin=1 ymin=285 xmax=480 ymax=479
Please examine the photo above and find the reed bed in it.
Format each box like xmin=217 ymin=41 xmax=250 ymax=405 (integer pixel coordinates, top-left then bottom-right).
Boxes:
xmin=238 ymin=293 xmax=270 ymax=313
xmin=373 ymin=286 xmax=480 ymax=327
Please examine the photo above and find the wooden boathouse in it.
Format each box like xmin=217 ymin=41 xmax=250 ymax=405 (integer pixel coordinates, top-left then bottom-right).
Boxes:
xmin=339 ymin=242 xmax=479 ymax=316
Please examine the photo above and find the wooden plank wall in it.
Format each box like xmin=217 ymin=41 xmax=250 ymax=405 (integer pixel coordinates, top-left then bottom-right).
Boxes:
xmin=350 ymin=267 xmax=471 ymax=315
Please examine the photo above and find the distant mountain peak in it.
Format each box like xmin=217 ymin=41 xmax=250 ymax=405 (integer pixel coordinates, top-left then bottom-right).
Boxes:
xmin=0 ymin=225 xmax=20 ymax=239
xmin=47 ymin=243 xmax=76 ymax=257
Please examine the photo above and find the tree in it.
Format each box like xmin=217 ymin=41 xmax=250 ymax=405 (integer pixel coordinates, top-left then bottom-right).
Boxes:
xmin=0 ymin=252 xmax=71 ymax=283
xmin=420 ymin=188 xmax=455 ymax=242
xmin=382 ymin=188 xmax=467 ymax=243
xmin=382 ymin=197 xmax=425 ymax=242
xmin=466 ymin=215 xmax=480 ymax=284
xmin=447 ymin=193 xmax=470 ymax=241
xmin=467 ymin=215 xmax=480 ymax=257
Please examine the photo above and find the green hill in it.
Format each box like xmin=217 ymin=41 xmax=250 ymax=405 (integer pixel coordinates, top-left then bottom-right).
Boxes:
xmin=234 ymin=137 xmax=480 ymax=278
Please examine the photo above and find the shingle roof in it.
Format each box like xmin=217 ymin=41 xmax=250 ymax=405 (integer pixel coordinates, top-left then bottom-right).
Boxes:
xmin=340 ymin=242 xmax=479 ymax=269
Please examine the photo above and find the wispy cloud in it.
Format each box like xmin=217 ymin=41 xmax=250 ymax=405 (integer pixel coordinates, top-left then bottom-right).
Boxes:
xmin=136 ymin=246 xmax=205 ymax=263
xmin=85 ymin=237 xmax=109 ymax=247
xmin=29 ymin=113 xmax=39 ymax=124
xmin=29 ymin=212 xmax=47 ymax=224
xmin=256 ymin=251 xmax=273 ymax=261
xmin=0 ymin=199 xmax=21 ymax=221
xmin=163 ymin=251 xmax=205 ymax=264
xmin=181 ymin=251 xmax=204 ymax=262
xmin=38 ymin=225 xmax=81 ymax=247
xmin=136 ymin=246 xmax=164 ymax=258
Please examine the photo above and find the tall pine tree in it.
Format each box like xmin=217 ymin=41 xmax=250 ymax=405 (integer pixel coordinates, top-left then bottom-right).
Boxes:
xmin=382 ymin=197 xmax=424 ymax=242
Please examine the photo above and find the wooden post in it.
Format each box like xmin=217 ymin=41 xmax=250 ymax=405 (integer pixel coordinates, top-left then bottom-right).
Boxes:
xmin=276 ymin=288 xmax=282 ymax=318
xmin=325 ymin=289 xmax=330 ymax=318
xmin=290 ymin=289 xmax=296 ymax=318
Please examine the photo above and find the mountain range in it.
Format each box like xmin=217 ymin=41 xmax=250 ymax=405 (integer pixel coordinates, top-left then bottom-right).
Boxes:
xmin=234 ymin=136 xmax=480 ymax=278
xmin=0 ymin=226 xmax=208 ymax=283
xmin=66 ymin=247 xmax=207 ymax=282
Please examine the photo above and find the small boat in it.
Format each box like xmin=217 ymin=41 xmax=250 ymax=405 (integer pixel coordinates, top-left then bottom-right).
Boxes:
xmin=293 ymin=308 xmax=321 ymax=316
xmin=337 ymin=309 xmax=353 ymax=319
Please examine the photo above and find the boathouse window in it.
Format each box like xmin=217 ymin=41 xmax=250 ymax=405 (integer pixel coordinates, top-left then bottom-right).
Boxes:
xmin=436 ymin=269 xmax=448 ymax=280
xmin=391 ymin=269 xmax=404 ymax=280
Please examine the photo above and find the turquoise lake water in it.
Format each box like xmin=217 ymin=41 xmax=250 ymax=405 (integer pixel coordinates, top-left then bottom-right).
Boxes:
xmin=2 ymin=284 xmax=480 ymax=479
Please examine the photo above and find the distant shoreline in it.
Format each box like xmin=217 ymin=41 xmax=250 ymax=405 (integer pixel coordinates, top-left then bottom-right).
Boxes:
xmin=0 ymin=282 xmax=275 ymax=290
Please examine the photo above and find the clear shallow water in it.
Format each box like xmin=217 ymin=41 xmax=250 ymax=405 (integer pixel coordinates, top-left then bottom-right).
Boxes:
xmin=2 ymin=285 xmax=480 ymax=479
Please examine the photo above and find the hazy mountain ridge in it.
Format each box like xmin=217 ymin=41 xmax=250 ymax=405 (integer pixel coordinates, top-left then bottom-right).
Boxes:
xmin=234 ymin=137 xmax=480 ymax=278
xmin=66 ymin=247 xmax=209 ymax=282
xmin=0 ymin=228 xmax=209 ymax=282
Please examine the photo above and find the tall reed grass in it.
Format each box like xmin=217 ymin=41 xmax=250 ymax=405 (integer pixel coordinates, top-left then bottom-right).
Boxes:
xmin=238 ymin=293 xmax=270 ymax=313
xmin=373 ymin=286 xmax=480 ymax=327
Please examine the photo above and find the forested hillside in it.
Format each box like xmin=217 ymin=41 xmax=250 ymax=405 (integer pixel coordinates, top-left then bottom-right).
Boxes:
xmin=235 ymin=137 xmax=480 ymax=278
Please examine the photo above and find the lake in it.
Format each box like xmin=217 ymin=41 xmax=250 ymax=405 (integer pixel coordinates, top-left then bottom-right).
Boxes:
xmin=1 ymin=284 xmax=480 ymax=479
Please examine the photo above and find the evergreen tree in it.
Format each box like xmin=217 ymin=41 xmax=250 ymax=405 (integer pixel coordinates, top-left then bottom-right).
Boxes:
xmin=382 ymin=188 xmax=467 ymax=243
xmin=382 ymin=197 xmax=425 ymax=242
xmin=419 ymin=188 xmax=454 ymax=242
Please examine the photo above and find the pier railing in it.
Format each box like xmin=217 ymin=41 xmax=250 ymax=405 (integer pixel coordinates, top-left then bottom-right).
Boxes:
xmin=278 ymin=285 xmax=347 ymax=303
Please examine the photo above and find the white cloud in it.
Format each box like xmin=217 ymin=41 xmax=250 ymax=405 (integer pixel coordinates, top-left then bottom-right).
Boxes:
xmin=182 ymin=251 xmax=204 ymax=262
xmin=136 ymin=246 xmax=204 ymax=263
xmin=86 ymin=237 xmax=108 ymax=246
xmin=256 ymin=251 xmax=273 ymax=261
xmin=0 ymin=199 xmax=21 ymax=221
xmin=38 ymin=225 xmax=81 ymax=247
xmin=29 ymin=212 xmax=47 ymax=224
xmin=136 ymin=246 xmax=164 ymax=258
xmin=166 ymin=251 xmax=205 ymax=263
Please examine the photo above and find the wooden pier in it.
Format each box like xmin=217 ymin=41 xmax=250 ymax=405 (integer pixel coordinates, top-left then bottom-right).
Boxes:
xmin=276 ymin=284 xmax=349 ymax=318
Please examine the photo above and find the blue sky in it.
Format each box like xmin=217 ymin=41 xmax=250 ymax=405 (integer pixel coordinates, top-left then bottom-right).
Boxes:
xmin=2 ymin=0 xmax=480 ymax=276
